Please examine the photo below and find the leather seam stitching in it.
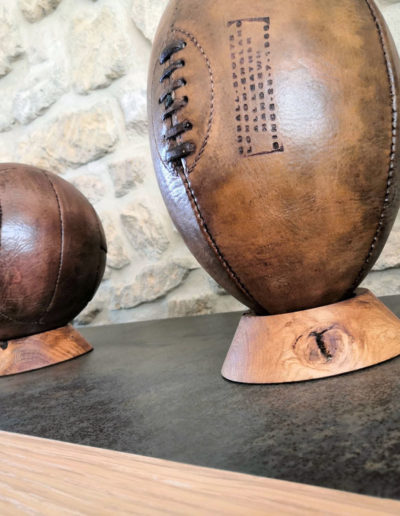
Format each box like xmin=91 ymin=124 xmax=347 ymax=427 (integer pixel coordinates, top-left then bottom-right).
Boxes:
xmin=41 ymin=171 xmax=64 ymax=319
xmin=349 ymin=0 xmax=397 ymax=292
xmin=173 ymin=27 xmax=215 ymax=174
xmin=180 ymin=165 xmax=259 ymax=306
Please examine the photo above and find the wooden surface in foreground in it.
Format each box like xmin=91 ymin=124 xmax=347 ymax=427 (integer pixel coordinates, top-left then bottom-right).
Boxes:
xmin=0 ymin=431 xmax=399 ymax=515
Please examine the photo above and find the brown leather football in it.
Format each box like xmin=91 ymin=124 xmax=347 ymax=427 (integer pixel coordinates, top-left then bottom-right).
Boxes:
xmin=0 ymin=163 xmax=107 ymax=340
xmin=148 ymin=0 xmax=400 ymax=315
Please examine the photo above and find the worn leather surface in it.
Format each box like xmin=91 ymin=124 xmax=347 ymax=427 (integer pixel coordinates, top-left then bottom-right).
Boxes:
xmin=149 ymin=0 xmax=400 ymax=314
xmin=0 ymin=163 xmax=107 ymax=340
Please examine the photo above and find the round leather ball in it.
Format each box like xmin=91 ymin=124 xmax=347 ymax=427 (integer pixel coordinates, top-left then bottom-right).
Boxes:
xmin=149 ymin=0 xmax=400 ymax=314
xmin=0 ymin=163 xmax=107 ymax=340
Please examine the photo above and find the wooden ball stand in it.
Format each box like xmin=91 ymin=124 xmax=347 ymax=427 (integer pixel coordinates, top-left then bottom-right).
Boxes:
xmin=0 ymin=325 xmax=92 ymax=377
xmin=222 ymin=289 xmax=400 ymax=384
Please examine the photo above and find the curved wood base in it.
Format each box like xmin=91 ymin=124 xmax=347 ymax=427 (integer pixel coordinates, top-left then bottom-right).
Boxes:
xmin=222 ymin=289 xmax=400 ymax=384
xmin=0 ymin=325 xmax=93 ymax=377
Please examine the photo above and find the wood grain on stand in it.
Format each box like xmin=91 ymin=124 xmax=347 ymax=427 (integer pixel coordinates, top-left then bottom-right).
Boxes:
xmin=222 ymin=289 xmax=400 ymax=383
xmin=0 ymin=325 xmax=92 ymax=377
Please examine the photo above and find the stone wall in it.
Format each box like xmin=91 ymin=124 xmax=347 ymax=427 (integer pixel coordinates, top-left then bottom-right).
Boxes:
xmin=0 ymin=0 xmax=398 ymax=327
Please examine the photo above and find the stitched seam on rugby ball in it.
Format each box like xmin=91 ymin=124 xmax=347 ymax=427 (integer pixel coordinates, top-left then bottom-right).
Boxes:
xmin=151 ymin=92 xmax=244 ymax=302
xmin=349 ymin=0 xmax=397 ymax=292
xmin=154 ymin=31 xmax=259 ymax=306
xmin=172 ymin=28 xmax=215 ymax=174
xmin=41 ymin=171 xmax=65 ymax=319
xmin=180 ymin=164 xmax=260 ymax=307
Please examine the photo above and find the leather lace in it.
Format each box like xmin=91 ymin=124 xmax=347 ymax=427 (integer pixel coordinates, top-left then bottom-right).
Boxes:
xmin=159 ymin=39 xmax=195 ymax=164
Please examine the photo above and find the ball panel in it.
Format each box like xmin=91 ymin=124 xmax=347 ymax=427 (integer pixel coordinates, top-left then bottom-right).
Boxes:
xmin=150 ymin=8 xmax=263 ymax=312
xmin=41 ymin=173 xmax=107 ymax=328
xmin=150 ymin=0 xmax=400 ymax=314
xmin=0 ymin=164 xmax=62 ymax=334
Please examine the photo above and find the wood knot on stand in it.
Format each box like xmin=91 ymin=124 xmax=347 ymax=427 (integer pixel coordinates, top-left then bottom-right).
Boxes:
xmin=293 ymin=324 xmax=354 ymax=370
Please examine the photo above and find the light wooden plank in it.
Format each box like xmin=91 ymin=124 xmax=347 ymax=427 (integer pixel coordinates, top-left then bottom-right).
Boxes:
xmin=0 ymin=431 xmax=398 ymax=515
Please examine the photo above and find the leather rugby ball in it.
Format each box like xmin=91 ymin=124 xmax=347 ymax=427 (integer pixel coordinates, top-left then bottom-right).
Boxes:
xmin=148 ymin=0 xmax=400 ymax=314
xmin=0 ymin=163 xmax=107 ymax=340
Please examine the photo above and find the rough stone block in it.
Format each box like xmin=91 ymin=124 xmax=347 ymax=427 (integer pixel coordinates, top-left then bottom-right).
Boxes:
xmin=19 ymin=0 xmax=62 ymax=23
xmin=69 ymin=7 xmax=128 ymax=94
xmin=113 ymin=263 xmax=188 ymax=309
xmin=18 ymin=102 xmax=119 ymax=173
xmin=121 ymin=202 xmax=169 ymax=260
